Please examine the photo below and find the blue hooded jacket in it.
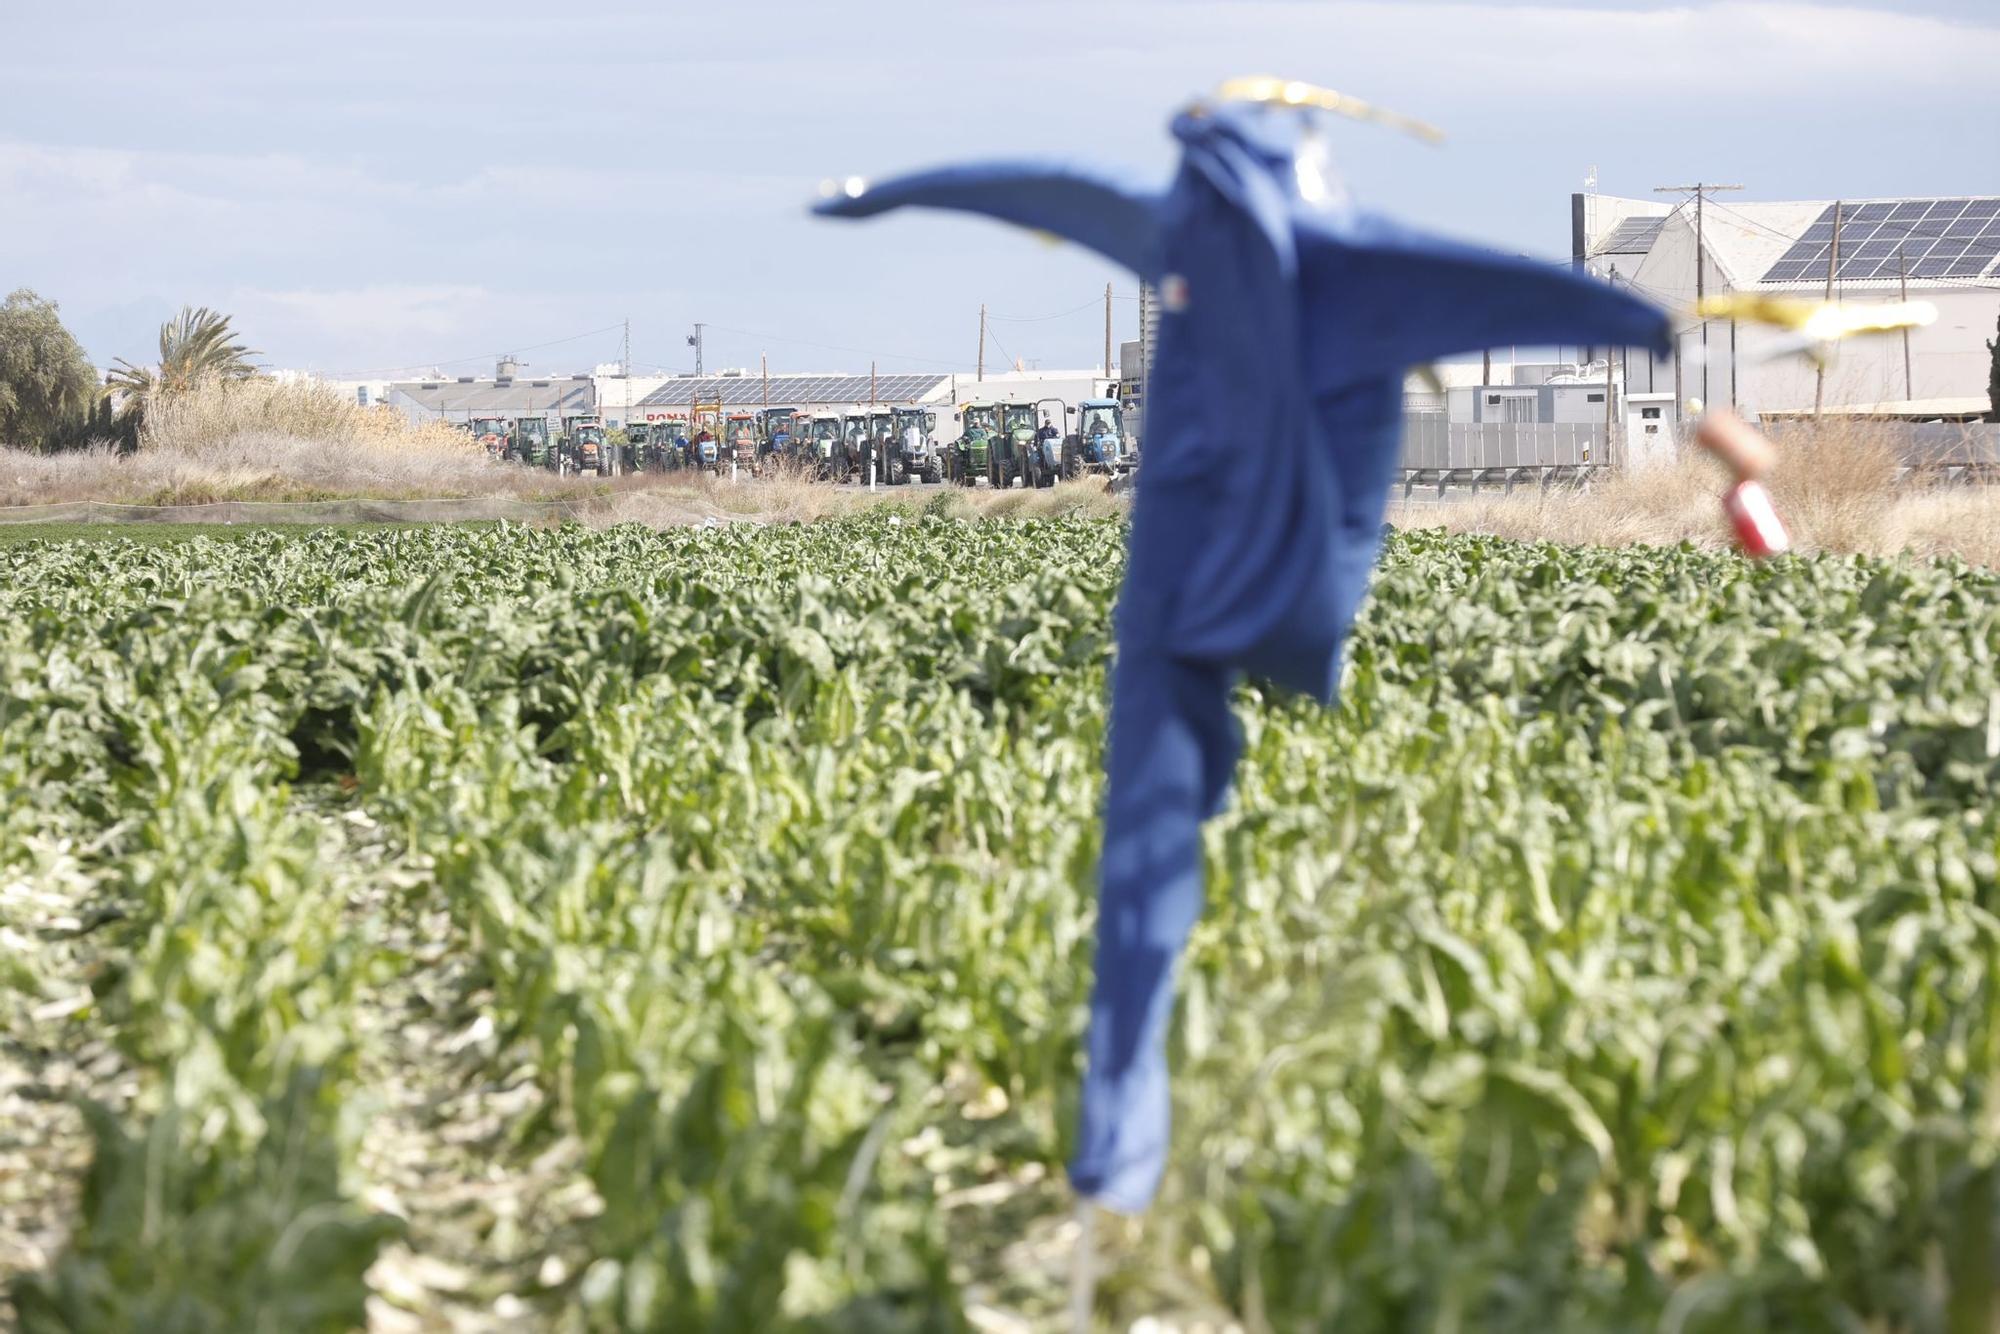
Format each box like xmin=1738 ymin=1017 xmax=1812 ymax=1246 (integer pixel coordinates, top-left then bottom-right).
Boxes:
xmin=818 ymin=99 xmax=1671 ymax=1212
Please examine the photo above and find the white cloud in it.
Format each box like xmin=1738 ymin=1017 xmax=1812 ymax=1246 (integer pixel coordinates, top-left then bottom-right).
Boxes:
xmin=3 ymin=1 xmax=1992 ymax=372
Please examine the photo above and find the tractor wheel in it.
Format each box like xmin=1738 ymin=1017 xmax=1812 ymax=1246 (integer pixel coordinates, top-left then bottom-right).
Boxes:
xmin=888 ymin=450 xmax=906 ymax=486
xmin=922 ymin=455 xmax=942 ymax=485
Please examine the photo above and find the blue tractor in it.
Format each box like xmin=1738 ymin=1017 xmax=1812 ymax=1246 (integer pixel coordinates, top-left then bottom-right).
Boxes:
xmin=1065 ymin=397 xmax=1132 ymax=479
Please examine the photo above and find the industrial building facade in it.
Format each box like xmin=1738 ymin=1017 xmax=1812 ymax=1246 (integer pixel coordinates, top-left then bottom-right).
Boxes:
xmin=1577 ymin=191 xmax=2000 ymax=423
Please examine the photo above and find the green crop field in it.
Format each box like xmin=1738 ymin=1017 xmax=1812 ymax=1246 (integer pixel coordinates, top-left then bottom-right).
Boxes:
xmin=2 ymin=518 xmax=1997 ymax=1332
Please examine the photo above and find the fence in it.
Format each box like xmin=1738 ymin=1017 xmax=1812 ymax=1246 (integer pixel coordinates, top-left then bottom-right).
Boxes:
xmin=1397 ymin=420 xmax=1612 ymax=497
xmin=1764 ymin=421 xmax=2000 ymax=482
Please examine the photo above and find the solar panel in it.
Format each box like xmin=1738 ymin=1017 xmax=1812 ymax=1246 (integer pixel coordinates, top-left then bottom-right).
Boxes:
xmin=1760 ymin=198 xmax=2000 ymax=282
xmin=1595 ymin=216 xmax=1665 ymax=255
xmin=638 ymin=371 xmax=950 ymax=407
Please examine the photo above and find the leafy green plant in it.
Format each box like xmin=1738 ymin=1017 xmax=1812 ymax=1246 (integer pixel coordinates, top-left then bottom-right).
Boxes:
xmin=2 ymin=518 xmax=1996 ymax=1329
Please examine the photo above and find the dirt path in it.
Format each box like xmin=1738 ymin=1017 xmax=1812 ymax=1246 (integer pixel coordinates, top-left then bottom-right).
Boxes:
xmin=0 ymin=835 xmax=132 ymax=1330
xmin=328 ymin=809 xmax=602 ymax=1333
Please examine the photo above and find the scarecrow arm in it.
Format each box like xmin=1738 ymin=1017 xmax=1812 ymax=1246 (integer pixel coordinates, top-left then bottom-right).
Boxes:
xmin=812 ymin=161 xmax=1165 ymax=278
xmin=1298 ymin=209 xmax=1672 ymax=391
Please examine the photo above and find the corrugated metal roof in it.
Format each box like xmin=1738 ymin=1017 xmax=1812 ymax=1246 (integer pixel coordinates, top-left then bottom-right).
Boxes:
xmin=387 ymin=380 xmax=595 ymax=414
xmin=636 ymin=372 xmax=947 ymax=407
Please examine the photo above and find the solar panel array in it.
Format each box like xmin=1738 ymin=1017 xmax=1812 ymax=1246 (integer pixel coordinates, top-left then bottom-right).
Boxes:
xmin=1762 ymin=198 xmax=2000 ymax=283
xmin=636 ymin=373 xmax=946 ymax=408
xmin=1594 ymin=216 xmax=1666 ymax=255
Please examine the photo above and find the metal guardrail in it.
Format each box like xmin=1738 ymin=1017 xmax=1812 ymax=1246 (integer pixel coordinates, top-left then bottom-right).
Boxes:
xmin=1397 ymin=464 xmax=1612 ymax=499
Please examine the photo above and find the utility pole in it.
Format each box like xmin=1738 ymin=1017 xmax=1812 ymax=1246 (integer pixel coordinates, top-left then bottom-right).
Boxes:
xmin=977 ymin=304 xmax=986 ymax=382
xmin=1815 ymin=201 xmax=1844 ymax=420
xmin=687 ymin=323 xmax=706 ymax=377
xmin=1898 ymin=245 xmax=1914 ymax=402
xmin=1605 ymin=267 xmax=1618 ymax=465
xmin=621 ymin=317 xmax=630 ymax=431
xmin=1103 ymin=283 xmax=1114 ymax=378
xmin=1730 ymin=317 xmax=1738 ymax=412
xmin=761 ymin=352 xmax=769 ymax=416
xmin=1655 ymin=183 xmax=1742 ymax=413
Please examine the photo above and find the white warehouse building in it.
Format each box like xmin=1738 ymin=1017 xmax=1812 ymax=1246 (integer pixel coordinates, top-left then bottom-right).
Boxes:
xmin=1577 ymin=191 xmax=2000 ymax=425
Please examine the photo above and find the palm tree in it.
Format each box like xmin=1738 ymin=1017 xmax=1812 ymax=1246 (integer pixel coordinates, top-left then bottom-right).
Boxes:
xmin=104 ymin=306 xmax=261 ymax=425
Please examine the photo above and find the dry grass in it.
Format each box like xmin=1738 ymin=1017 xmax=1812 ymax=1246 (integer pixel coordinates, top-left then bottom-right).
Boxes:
xmin=13 ymin=393 xmax=1989 ymax=561
xmin=2 ymin=379 xmax=511 ymax=507
xmin=1391 ymin=421 xmax=2000 ymax=566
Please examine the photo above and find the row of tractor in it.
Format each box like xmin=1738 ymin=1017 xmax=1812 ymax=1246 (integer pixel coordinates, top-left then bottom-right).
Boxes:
xmin=465 ymin=413 xmax=625 ymax=476
xmin=462 ymin=395 xmax=1134 ymax=485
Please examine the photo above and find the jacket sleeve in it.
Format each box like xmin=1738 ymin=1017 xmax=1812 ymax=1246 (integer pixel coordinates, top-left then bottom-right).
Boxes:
xmin=1297 ymin=206 xmax=1672 ymax=393
xmin=813 ymin=160 xmax=1165 ymax=279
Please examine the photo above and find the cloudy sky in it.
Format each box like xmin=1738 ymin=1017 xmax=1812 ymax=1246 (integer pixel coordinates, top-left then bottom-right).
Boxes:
xmin=6 ymin=1 xmax=1996 ymax=379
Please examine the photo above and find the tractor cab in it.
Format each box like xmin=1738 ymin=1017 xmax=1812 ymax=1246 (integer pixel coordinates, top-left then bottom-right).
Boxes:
xmin=623 ymin=422 xmax=651 ymax=472
xmin=808 ymin=412 xmax=847 ymax=479
xmin=997 ymin=402 xmax=1040 ymax=487
xmin=656 ymin=416 xmax=691 ymax=469
xmin=562 ymin=414 xmax=610 ymax=475
xmin=469 ymin=416 xmax=511 ymax=458
xmin=954 ymin=402 xmax=999 ymax=485
xmin=841 ymin=413 xmax=872 ymax=458
xmin=1073 ymin=398 xmax=1129 ymax=475
xmin=758 ymin=407 xmax=798 ymax=458
xmin=808 ymin=413 xmax=845 ymax=458
xmin=510 ymin=417 xmax=552 ymax=467
xmin=861 ymin=409 xmax=901 ymax=483
xmin=1030 ymin=397 xmax=1072 ymax=486
xmin=891 ymin=406 xmax=941 ymax=483
xmin=725 ymin=412 xmax=759 ymax=469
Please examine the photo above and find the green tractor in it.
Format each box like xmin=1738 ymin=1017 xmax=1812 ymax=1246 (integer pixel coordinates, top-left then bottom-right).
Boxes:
xmin=952 ymin=402 xmax=999 ymax=486
xmin=623 ymin=422 xmax=652 ymax=473
xmin=892 ymin=406 xmax=942 ymax=484
xmin=509 ymin=417 xmax=554 ymax=469
xmin=991 ymin=402 xmax=1043 ymax=489
xmin=806 ymin=412 xmax=847 ymax=481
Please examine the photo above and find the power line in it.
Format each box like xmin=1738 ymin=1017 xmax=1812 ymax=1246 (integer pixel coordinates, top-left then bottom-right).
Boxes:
xmin=986 ymin=297 xmax=1103 ymax=323
xmin=984 ymin=324 xmax=1020 ymax=371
